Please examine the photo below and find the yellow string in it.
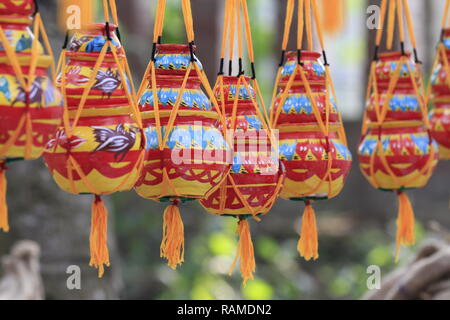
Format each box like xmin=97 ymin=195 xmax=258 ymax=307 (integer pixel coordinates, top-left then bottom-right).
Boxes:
xmin=387 ymin=0 xmax=396 ymax=50
xmin=376 ymin=0 xmax=388 ymax=46
xmin=305 ymin=0 xmax=313 ymax=51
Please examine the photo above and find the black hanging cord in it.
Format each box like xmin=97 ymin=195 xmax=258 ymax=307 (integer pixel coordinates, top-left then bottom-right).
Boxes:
xmin=322 ymin=50 xmax=330 ymax=66
xmin=238 ymin=58 xmax=244 ymax=77
xmin=250 ymin=62 xmax=256 ymax=79
xmin=228 ymin=60 xmax=233 ymax=76
xmin=189 ymin=41 xmax=196 ymax=62
xmin=373 ymin=45 xmax=380 ymax=61
xmin=279 ymin=50 xmax=286 ymax=67
xmin=151 ymin=42 xmax=157 ymax=61
xmin=157 ymin=36 xmax=162 ymax=44
xmin=105 ymin=22 xmax=112 ymax=41
xmin=400 ymin=41 xmax=406 ymax=56
xmin=116 ymin=26 xmax=122 ymax=42
xmin=413 ymin=48 xmax=422 ymax=64
xmin=218 ymin=58 xmax=225 ymax=75
xmin=297 ymin=49 xmax=304 ymax=66
xmin=33 ymin=0 xmax=39 ymax=17
xmin=62 ymin=30 xmax=70 ymax=50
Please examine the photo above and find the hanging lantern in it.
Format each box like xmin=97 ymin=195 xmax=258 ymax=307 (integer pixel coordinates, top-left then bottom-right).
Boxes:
xmin=199 ymin=0 xmax=283 ymax=285
xmin=0 ymin=0 xmax=63 ymax=231
xmin=429 ymin=22 xmax=450 ymax=159
xmin=358 ymin=0 xmax=438 ymax=259
xmin=270 ymin=0 xmax=352 ymax=261
xmin=134 ymin=0 xmax=230 ymax=270
xmin=43 ymin=1 xmax=145 ymax=277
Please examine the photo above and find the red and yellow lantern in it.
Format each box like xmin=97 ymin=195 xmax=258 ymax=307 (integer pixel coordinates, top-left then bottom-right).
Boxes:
xmin=0 ymin=0 xmax=62 ymax=231
xmin=43 ymin=1 xmax=144 ymax=277
xmin=134 ymin=0 xmax=230 ymax=270
xmin=358 ymin=0 xmax=438 ymax=259
xmin=429 ymin=21 xmax=450 ymax=159
xmin=199 ymin=0 xmax=283 ymax=284
xmin=270 ymin=0 xmax=351 ymax=261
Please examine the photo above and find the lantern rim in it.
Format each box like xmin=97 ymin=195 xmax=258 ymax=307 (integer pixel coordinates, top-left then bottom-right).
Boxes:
xmin=377 ymin=51 xmax=412 ymax=61
xmin=156 ymin=43 xmax=197 ymax=54
xmin=285 ymin=50 xmax=321 ymax=61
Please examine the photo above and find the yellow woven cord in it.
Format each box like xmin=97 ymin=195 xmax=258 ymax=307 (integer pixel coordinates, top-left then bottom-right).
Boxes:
xmin=210 ymin=0 xmax=281 ymax=220
xmin=270 ymin=0 xmax=295 ymax=124
xmin=0 ymin=163 xmax=9 ymax=232
xmin=269 ymin=0 xmax=345 ymax=200
xmin=139 ymin=0 xmax=228 ymax=270
xmin=55 ymin=0 xmax=145 ymax=276
xmin=160 ymin=201 xmax=185 ymax=269
xmin=360 ymin=0 xmax=436 ymax=260
xmin=442 ymin=0 xmax=450 ymax=29
xmin=305 ymin=0 xmax=313 ymax=51
xmin=229 ymin=219 xmax=255 ymax=286
xmin=209 ymin=0 xmax=285 ymax=284
xmin=89 ymin=195 xmax=110 ymax=278
xmin=395 ymin=191 xmax=415 ymax=261
xmin=297 ymin=201 xmax=319 ymax=260
xmin=376 ymin=0 xmax=388 ymax=47
xmin=0 ymin=10 xmax=58 ymax=228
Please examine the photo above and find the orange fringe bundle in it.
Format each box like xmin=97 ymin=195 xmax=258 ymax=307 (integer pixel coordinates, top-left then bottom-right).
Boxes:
xmin=229 ymin=219 xmax=256 ymax=286
xmin=160 ymin=201 xmax=185 ymax=270
xmin=0 ymin=163 xmax=9 ymax=232
xmin=298 ymin=201 xmax=318 ymax=261
xmin=89 ymin=195 xmax=110 ymax=278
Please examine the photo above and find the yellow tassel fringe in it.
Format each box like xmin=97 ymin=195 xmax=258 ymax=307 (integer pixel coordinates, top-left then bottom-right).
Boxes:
xmin=395 ymin=191 xmax=415 ymax=261
xmin=89 ymin=195 xmax=110 ymax=278
xmin=229 ymin=218 xmax=256 ymax=286
xmin=297 ymin=201 xmax=319 ymax=261
xmin=160 ymin=200 xmax=185 ymax=270
xmin=0 ymin=163 xmax=8 ymax=232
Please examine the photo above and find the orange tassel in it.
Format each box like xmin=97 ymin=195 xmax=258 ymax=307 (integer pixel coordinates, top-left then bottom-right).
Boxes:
xmin=160 ymin=200 xmax=184 ymax=269
xmin=229 ymin=218 xmax=255 ymax=286
xmin=89 ymin=195 xmax=110 ymax=278
xmin=0 ymin=163 xmax=9 ymax=232
xmin=297 ymin=201 xmax=319 ymax=261
xmin=395 ymin=191 xmax=415 ymax=261
xmin=321 ymin=0 xmax=344 ymax=35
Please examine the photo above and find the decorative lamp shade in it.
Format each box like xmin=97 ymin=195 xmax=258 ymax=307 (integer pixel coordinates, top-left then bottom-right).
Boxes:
xmin=0 ymin=0 xmax=63 ymax=232
xmin=44 ymin=24 xmax=143 ymax=194
xmin=270 ymin=0 xmax=351 ymax=262
xmin=274 ymin=51 xmax=351 ymax=200
xmin=359 ymin=52 xmax=438 ymax=191
xmin=43 ymin=18 xmax=145 ymax=277
xmin=134 ymin=0 xmax=230 ymax=271
xmin=429 ymin=29 xmax=450 ymax=160
xmin=135 ymin=44 xmax=228 ymax=202
xmin=199 ymin=75 xmax=282 ymax=284
xmin=358 ymin=0 xmax=438 ymax=259
xmin=200 ymin=76 xmax=282 ymax=218
xmin=196 ymin=0 xmax=283 ymax=285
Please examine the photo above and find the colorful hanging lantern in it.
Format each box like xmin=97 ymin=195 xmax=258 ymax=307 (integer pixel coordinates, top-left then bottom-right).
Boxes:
xmin=270 ymin=0 xmax=352 ymax=261
xmin=199 ymin=0 xmax=283 ymax=285
xmin=43 ymin=1 xmax=145 ymax=277
xmin=428 ymin=10 xmax=450 ymax=160
xmin=358 ymin=0 xmax=438 ymax=259
xmin=0 ymin=0 xmax=62 ymax=231
xmin=134 ymin=0 xmax=230 ymax=270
